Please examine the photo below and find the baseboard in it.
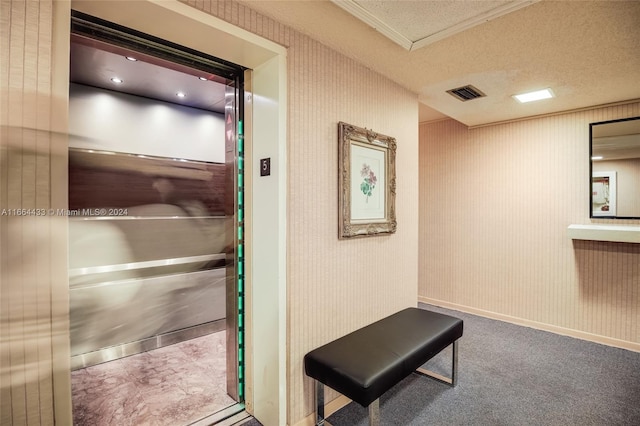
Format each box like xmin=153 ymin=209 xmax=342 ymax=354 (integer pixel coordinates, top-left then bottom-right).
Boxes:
xmin=292 ymin=395 xmax=351 ymax=426
xmin=418 ymin=296 xmax=640 ymax=353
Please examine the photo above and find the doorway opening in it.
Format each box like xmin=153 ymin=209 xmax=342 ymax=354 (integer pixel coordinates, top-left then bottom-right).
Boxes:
xmin=67 ymin=11 xmax=246 ymax=425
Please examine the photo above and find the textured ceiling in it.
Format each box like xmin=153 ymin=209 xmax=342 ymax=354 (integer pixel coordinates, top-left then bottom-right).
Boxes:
xmin=332 ymin=0 xmax=537 ymax=50
xmin=239 ymin=0 xmax=640 ymax=126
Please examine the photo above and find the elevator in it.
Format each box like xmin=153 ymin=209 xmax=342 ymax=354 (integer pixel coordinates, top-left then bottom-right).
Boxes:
xmin=68 ymin=11 xmax=246 ymax=424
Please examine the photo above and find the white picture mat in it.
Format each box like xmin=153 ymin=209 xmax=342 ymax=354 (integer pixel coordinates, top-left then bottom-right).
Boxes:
xmin=350 ymin=143 xmax=386 ymax=220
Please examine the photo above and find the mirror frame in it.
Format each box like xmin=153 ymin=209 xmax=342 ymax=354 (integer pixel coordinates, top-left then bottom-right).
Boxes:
xmin=589 ymin=116 xmax=640 ymax=219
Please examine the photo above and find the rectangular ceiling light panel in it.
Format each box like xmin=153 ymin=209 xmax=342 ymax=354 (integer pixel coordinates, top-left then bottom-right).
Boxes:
xmin=513 ymin=88 xmax=554 ymax=103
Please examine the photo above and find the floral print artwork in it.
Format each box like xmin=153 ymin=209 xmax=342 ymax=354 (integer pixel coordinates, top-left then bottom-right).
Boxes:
xmin=360 ymin=163 xmax=377 ymax=202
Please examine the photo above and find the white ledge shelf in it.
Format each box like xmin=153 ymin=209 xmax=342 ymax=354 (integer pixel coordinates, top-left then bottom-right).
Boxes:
xmin=568 ymin=224 xmax=640 ymax=243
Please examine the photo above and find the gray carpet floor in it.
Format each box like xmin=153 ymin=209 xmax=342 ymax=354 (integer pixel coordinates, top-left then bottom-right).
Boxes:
xmin=249 ymin=303 xmax=640 ymax=425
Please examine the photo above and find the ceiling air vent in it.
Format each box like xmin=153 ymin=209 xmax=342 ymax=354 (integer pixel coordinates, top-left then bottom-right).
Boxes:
xmin=446 ymin=85 xmax=486 ymax=102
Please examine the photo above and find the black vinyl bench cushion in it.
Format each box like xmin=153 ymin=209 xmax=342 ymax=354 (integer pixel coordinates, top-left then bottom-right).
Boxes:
xmin=304 ymin=307 xmax=463 ymax=407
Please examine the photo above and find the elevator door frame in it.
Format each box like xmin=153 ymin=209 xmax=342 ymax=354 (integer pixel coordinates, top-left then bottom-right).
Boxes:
xmin=69 ymin=9 xmax=246 ymax=406
xmin=63 ymin=2 xmax=288 ymax=423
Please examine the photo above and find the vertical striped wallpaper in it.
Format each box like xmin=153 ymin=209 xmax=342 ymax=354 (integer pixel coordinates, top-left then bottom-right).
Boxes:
xmin=184 ymin=1 xmax=420 ymax=424
xmin=285 ymin=35 xmax=419 ymax=426
xmin=419 ymin=102 xmax=640 ymax=350
xmin=1 ymin=0 xmax=71 ymax=425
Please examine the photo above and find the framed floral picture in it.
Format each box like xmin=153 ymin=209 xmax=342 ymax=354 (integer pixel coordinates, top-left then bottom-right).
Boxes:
xmin=338 ymin=121 xmax=396 ymax=239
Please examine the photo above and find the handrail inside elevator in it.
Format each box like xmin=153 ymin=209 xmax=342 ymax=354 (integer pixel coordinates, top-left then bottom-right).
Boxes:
xmin=69 ymin=253 xmax=226 ymax=278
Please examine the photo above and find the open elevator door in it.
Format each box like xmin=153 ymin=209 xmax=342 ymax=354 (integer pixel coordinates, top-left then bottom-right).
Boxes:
xmin=224 ymin=74 xmax=245 ymax=402
xmin=69 ymin=11 xmax=246 ymax=404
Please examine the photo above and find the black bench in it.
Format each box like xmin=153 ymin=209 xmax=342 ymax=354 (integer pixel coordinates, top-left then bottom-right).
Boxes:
xmin=304 ymin=307 xmax=463 ymax=426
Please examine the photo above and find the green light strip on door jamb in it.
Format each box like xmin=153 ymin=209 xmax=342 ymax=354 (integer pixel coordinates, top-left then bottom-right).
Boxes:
xmin=237 ymin=119 xmax=245 ymax=399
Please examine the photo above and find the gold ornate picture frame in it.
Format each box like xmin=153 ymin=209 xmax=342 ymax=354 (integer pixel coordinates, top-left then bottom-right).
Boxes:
xmin=338 ymin=121 xmax=396 ymax=239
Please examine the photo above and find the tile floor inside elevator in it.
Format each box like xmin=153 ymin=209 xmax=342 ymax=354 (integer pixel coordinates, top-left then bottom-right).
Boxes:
xmin=71 ymin=331 xmax=235 ymax=425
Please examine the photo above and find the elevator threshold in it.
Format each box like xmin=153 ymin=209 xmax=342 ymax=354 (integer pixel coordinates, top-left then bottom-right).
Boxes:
xmin=71 ymin=319 xmax=225 ymax=370
xmin=190 ymin=403 xmax=251 ymax=426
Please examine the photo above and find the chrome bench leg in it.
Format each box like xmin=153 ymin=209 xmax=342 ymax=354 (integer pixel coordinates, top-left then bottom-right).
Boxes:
xmin=415 ymin=339 xmax=459 ymax=387
xmin=451 ymin=338 xmax=459 ymax=386
xmin=368 ymin=399 xmax=380 ymax=426
xmin=315 ymin=381 xmax=332 ymax=426
xmin=315 ymin=381 xmax=379 ymax=426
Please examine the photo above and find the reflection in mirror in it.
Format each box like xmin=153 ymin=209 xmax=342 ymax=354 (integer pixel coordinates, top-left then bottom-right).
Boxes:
xmin=590 ymin=116 xmax=640 ymax=219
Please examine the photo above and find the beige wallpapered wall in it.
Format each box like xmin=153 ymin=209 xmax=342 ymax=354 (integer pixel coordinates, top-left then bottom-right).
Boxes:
xmin=285 ymin=36 xmax=419 ymax=426
xmin=181 ymin=2 xmax=419 ymax=423
xmin=183 ymin=1 xmax=421 ymax=423
xmin=419 ymin=102 xmax=640 ymax=349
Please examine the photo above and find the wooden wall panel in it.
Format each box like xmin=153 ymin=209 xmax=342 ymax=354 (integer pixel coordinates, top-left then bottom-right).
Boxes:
xmin=419 ymin=102 xmax=640 ymax=350
xmin=68 ymin=153 xmax=227 ymax=215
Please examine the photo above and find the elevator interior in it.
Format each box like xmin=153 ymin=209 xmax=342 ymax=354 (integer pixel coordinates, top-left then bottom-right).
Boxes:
xmin=68 ymin=144 xmax=228 ymax=366
xmin=68 ymin=11 xmax=245 ymax=412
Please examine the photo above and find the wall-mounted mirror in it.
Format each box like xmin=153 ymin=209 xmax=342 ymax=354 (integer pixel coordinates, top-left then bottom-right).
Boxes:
xmin=590 ymin=116 xmax=640 ymax=219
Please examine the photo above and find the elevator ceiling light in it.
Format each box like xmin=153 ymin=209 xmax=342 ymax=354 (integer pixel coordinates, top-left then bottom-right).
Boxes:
xmin=513 ymin=88 xmax=554 ymax=103
xmin=198 ymin=76 xmax=208 ymax=81
xmin=111 ymin=77 xmax=123 ymax=83
xmin=125 ymin=56 xmax=137 ymax=61
xmin=176 ymin=92 xmax=186 ymax=98
xmin=591 ymin=156 xmax=603 ymax=160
